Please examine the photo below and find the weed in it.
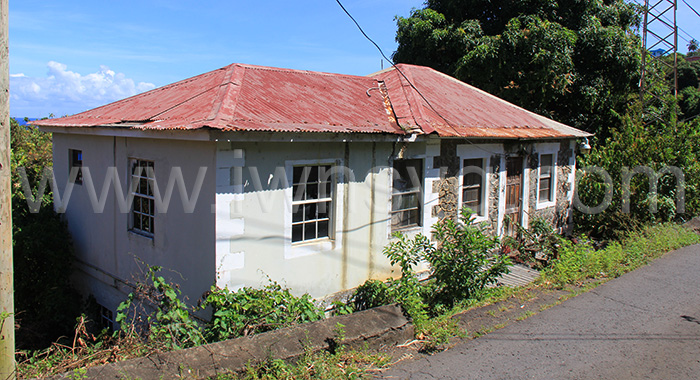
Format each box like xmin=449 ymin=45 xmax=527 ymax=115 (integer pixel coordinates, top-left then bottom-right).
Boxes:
xmin=515 ymin=311 xmax=535 ymax=321
xmin=115 ymin=264 xmax=204 ymax=350
xmin=542 ymin=224 xmax=700 ymax=286
xmin=201 ymin=280 xmax=323 ymax=342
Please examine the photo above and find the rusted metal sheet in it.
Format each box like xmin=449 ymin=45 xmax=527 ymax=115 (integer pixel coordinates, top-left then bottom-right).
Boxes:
xmin=33 ymin=64 xmax=404 ymax=135
xmin=34 ymin=62 xmax=590 ymax=139
xmin=371 ymin=64 xmax=591 ymax=139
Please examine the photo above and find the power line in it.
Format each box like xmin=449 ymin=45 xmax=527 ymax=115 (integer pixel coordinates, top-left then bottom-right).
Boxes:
xmin=681 ymin=0 xmax=700 ymax=19
xmin=334 ymin=0 xmax=502 ymax=157
xmin=632 ymin=0 xmax=697 ymax=44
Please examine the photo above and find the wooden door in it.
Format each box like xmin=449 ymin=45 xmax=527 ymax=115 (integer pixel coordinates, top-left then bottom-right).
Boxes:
xmin=504 ymin=157 xmax=523 ymax=236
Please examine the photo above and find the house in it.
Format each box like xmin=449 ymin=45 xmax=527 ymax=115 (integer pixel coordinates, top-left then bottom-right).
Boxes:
xmin=34 ymin=63 xmax=590 ymax=321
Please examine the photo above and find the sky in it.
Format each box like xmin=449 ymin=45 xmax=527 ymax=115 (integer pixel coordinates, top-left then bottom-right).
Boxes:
xmin=9 ymin=0 xmax=425 ymax=117
xmin=8 ymin=0 xmax=700 ymax=118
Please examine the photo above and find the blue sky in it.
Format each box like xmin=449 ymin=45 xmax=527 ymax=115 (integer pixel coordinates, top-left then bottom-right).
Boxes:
xmin=9 ymin=0 xmax=424 ymax=117
xmin=9 ymin=0 xmax=700 ymax=118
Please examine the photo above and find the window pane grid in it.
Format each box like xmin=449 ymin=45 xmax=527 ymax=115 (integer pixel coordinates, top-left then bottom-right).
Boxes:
xmin=539 ymin=154 xmax=554 ymax=203
xmin=292 ymin=165 xmax=333 ymax=243
xmin=391 ymin=159 xmax=423 ymax=230
xmin=462 ymin=158 xmax=484 ymax=215
xmin=131 ymin=159 xmax=155 ymax=236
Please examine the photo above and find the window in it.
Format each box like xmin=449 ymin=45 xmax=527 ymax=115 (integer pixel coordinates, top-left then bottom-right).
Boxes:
xmin=462 ymin=158 xmax=485 ymax=216
xmin=131 ymin=159 xmax=155 ymax=236
xmin=69 ymin=149 xmax=83 ymax=184
xmin=292 ymin=165 xmax=333 ymax=243
xmin=391 ymin=159 xmax=423 ymax=230
xmin=538 ymin=154 xmax=554 ymax=203
xmin=99 ymin=304 xmax=114 ymax=331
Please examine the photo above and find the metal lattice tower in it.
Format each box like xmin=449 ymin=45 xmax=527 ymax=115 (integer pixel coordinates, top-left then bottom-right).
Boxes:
xmin=640 ymin=0 xmax=678 ymax=123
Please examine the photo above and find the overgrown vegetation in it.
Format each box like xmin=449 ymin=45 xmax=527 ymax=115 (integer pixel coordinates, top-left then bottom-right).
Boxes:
xmin=10 ymin=118 xmax=83 ymax=349
xmin=338 ymin=209 xmax=510 ymax=337
xmin=574 ymin=114 xmax=700 ymax=239
xmin=202 ymin=280 xmax=324 ymax=342
xmin=543 ymin=223 xmax=700 ymax=286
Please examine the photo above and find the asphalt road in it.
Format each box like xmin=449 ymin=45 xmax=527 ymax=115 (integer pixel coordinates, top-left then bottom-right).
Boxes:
xmin=377 ymin=244 xmax=700 ymax=379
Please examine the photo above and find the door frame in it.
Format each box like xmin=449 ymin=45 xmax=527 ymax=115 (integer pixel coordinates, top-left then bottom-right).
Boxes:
xmin=498 ymin=155 xmax=529 ymax=236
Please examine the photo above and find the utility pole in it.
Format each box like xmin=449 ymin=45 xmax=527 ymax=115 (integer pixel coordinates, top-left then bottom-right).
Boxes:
xmin=0 ymin=0 xmax=15 ymax=378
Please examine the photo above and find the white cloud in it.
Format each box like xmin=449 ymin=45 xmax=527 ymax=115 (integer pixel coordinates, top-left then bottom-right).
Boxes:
xmin=10 ymin=61 xmax=155 ymax=117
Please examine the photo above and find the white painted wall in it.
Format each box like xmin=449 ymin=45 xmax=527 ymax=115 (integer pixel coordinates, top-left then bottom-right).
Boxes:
xmin=213 ymin=140 xmax=415 ymax=298
xmin=53 ymin=133 xmax=216 ymax=314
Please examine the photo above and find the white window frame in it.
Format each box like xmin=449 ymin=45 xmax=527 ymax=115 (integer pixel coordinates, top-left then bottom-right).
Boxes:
xmin=129 ymin=158 xmax=156 ymax=238
xmin=283 ymin=158 xmax=342 ymax=260
xmin=459 ymin=157 xmax=489 ymax=222
xmin=457 ymin=144 xmax=501 ymax=223
xmin=290 ymin=164 xmax=335 ymax=244
xmin=390 ymin=158 xmax=424 ymax=232
xmin=536 ymin=144 xmax=558 ymax=210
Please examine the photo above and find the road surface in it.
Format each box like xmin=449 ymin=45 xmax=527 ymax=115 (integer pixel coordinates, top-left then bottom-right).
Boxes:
xmin=377 ymin=244 xmax=700 ymax=379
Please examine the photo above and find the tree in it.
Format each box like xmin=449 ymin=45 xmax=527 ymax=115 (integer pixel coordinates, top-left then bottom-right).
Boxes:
xmin=393 ymin=0 xmax=642 ymax=137
xmin=10 ymin=118 xmax=81 ymax=349
xmin=688 ymin=39 xmax=699 ymax=56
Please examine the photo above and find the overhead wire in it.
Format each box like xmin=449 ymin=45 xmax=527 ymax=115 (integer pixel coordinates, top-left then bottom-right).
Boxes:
xmin=333 ymin=0 xmax=504 ymax=157
xmin=632 ymin=0 xmax=699 ymax=48
xmin=681 ymin=0 xmax=700 ymax=19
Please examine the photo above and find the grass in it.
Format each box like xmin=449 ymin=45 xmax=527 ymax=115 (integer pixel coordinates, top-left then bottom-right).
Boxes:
xmin=212 ymin=348 xmax=390 ymax=380
xmin=541 ymin=223 xmax=700 ymax=286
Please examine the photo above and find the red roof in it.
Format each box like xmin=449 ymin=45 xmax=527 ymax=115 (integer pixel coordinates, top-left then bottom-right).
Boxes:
xmin=373 ymin=64 xmax=588 ymax=138
xmin=34 ymin=63 xmax=589 ymax=139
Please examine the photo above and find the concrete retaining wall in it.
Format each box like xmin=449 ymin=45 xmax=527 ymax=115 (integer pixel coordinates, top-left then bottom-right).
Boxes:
xmin=49 ymin=304 xmax=412 ymax=379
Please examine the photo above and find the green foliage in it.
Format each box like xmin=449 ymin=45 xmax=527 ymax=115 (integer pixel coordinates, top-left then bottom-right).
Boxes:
xmin=574 ymin=114 xmax=700 ymax=238
xmin=542 ymin=224 xmax=700 ymax=286
xmin=350 ymin=279 xmax=391 ymax=312
xmin=374 ymin=208 xmax=510 ymax=327
xmin=418 ymin=312 xmax=466 ymax=353
xmin=427 ymin=208 xmax=510 ymax=308
xmin=10 ymin=117 xmax=82 ymax=349
xmin=201 ymin=281 xmax=324 ymax=342
xmin=501 ymin=216 xmax=561 ymax=266
xmin=381 ymin=232 xmax=430 ymax=326
xmin=393 ymin=0 xmax=642 ymax=136
xmin=231 ymin=348 xmax=389 ymax=380
xmin=115 ymin=265 xmax=204 ymax=350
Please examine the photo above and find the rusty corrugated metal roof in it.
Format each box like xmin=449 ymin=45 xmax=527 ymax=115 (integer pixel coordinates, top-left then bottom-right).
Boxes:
xmin=34 ymin=62 xmax=590 ymax=139
xmin=33 ymin=63 xmax=404 ymax=134
xmin=371 ymin=64 xmax=590 ymax=139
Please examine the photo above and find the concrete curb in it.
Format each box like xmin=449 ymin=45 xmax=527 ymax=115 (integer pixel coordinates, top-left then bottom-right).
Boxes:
xmin=51 ymin=304 xmax=412 ymax=379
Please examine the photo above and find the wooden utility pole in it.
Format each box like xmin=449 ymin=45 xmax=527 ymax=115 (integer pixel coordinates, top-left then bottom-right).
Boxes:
xmin=0 ymin=0 xmax=15 ymax=378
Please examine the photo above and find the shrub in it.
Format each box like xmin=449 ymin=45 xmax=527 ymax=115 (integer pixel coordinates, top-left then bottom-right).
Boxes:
xmin=351 ymin=279 xmax=391 ymax=312
xmin=202 ymin=281 xmax=324 ymax=342
xmin=115 ymin=265 xmax=204 ymax=350
xmin=574 ymin=114 xmax=700 ymax=239
xmin=426 ymin=208 xmax=510 ymax=308
xmin=379 ymin=208 xmax=511 ymax=325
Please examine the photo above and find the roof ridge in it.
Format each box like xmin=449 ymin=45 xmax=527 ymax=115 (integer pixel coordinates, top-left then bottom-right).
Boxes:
xmin=238 ymin=63 xmax=375 ymax=81
xmin=205 ymin=64 xmax=240 ymax=122
xmin=395 ymin=65 xmax=434 ymax=134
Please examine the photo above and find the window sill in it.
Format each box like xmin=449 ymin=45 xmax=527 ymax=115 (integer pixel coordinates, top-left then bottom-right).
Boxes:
xmin=129 ymin=229 xmax=154 ymax=240
xmin=536 ymin=200 xmax=556 ymax=210
xmin=390 ymin=225 xmax=423 ymax=236
xmin=286 ymin=238 xmax=334 ymax=259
